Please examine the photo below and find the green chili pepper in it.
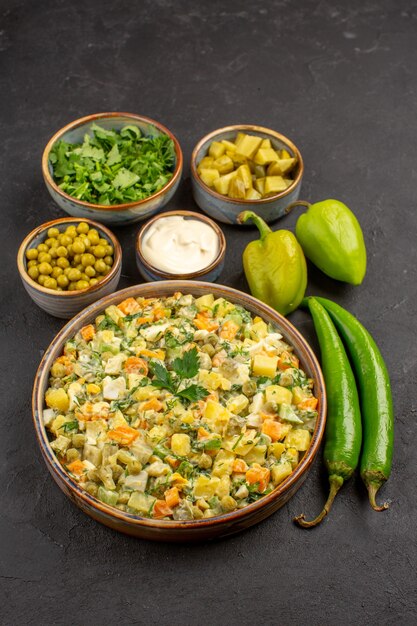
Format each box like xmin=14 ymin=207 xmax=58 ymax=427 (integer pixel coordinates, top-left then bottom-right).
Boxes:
xmin=316 ymin=297 xmax=394 ymax=511
xmin=237 ymin=210 xmax=307 ymax=316
xmin=294 ymin=199 xmax=367 ymax=285
xmin=295 ymin=297 xmax=362 ymax=528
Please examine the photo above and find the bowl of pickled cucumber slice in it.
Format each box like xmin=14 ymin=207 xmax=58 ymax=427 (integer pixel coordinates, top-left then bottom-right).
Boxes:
xmin=191 ymin=125 xmax=304 ymax=225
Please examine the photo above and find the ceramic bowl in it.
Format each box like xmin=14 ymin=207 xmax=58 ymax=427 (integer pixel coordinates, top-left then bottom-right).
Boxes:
xmin=17 ymin=217 xmax=122 ymax=319
xmin=32 ymin=281 xmax=326 ymax=541
xmin=135 ymin=210 xmax=226 ymax=282
xmin=191 ymin=124 xmax=304 ymax=225
xmin=42 ymin=112 xmax=183 ymax=226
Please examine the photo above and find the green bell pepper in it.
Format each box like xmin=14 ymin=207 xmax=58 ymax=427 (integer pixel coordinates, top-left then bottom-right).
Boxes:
xmin=238 ymin=211 xmax=307 ymax=316
xmin=295 ymin=199 xmax=367 ymax=285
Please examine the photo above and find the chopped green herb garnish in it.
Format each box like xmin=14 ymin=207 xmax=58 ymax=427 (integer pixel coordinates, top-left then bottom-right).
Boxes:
xmin=149 ymin=347 xmax=208 ymax=405
xmin=49 ymin=124 xmax=175 ymax=205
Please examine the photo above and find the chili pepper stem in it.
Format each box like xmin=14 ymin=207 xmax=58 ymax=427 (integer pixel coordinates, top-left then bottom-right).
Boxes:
xmin=237 ymin=211 xmax=271 ymax=239
xmin=363 ymin=475 xmax=389 ymax=512
xmin=294 ymin=475 xmax=344 ymax=528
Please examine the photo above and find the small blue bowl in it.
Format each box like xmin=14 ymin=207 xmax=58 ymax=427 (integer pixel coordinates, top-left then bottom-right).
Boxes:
xmin=191 ymin=124 xmax=304 ymax=225
xmin=17 ymin=217 xmax=122 ymax=318
xmin=42 ymin=112 xmax=183 ymax=226
xmin=135 ymin=210 xmax=226 ymax=282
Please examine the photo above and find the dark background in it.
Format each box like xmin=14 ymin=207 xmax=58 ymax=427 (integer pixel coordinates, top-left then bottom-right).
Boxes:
xmin=1 ymin=1 xmax=416 ymax=624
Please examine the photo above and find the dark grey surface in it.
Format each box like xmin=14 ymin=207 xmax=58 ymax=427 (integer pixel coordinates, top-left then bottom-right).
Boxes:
xmin=1 ymin=1 xmax=416 ymax=624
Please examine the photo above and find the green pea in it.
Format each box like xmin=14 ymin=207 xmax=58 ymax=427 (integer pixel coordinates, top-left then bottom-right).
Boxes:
xmin=82 ymin=236 xmax=91 ymax=249
xmin=49 ymin=247 xmax=58 ymax=259
xmin=56 ymin=246 xmax=68 ymax=258
xmin=44 ymin=277 xmax=57 ymax=290
xmin=72 ymin=239 xmax=86 ymax=254
xmin=28 ymin=266 xmax=39 ymax=280
xmin=105 ymin=245 xmax=114 ymax=256
xmin=26 ymin=248 xmax=38 ymax=260
xmin=80 ymin=273 xmax=89 ymax=281
xmin=47 ymin=227 xmax=60 ymax=238
xmin=37 ymin=274 xmax=47 ymax=285
xmin=65 ymin=226 xmax=77 ymax=238
xmin=104 ymin=256 xmax=113 ymax=267
xmin=88 ymin=230 xmax=100 ymax=245
xmin=81 ymin=253 xmax=96 ymax=267
xmin=85 ymin=265 xmax=96 ymax=278
xmin=68 ymin=268 xmax=81 ymax=282
xmin=27 ymin=260 xmax=37 ymax=268
xmin=57 ymin=257 xmax=69 ymax=269
xmin=94 ymin=259 xmax=107 ymax=273
xmin=90 ymin=278 xmax=99 ymax=286
xmin=57 ymin=274 xmax=69 ymax=288
xmin=45 ymin=237 xmax=58 ymax=248
xmin=73 ymin=253 xmax=82 ymax=265
xmin=59 ymin=235 xmax=72 ymax=247
xmin=38 ymin=262 xmax=53 ymax=275
xmin=38 ymin=252 xmax=52 ymax=264
xmin=93 ymin=245 xmax=106 ymax=258
xmin=99 ymin=238 xmax=108 ymax=247
xmin=37 ymin=243 xmax=48 ymax=253
xmin=76 ymin=280 xmax=89 ymax=290
xmin=77 ymin=222 xmax=89 ymax=234
xmin=64 ymin=267 xmax=72 ymax=276
xmin=52 ymin=266 xmax=63 ymax=278
xmin=68 ymin=282 xmax=77 ymax=291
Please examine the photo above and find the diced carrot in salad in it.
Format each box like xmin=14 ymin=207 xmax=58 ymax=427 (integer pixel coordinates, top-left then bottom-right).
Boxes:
xmin=80 ymin=324 xmax=95 ymax=342
xmin=298 ymin=397 xmax=318 ymax=411
xmin=124 ymin=357 xmax=148 ymax=375
xmin=152 ymin=500 xmax=173 ymax=519
xmin=108 ymin=426 xmax=139 ymax=446
xmin=117 ymin=297 xmax=141 ymax=315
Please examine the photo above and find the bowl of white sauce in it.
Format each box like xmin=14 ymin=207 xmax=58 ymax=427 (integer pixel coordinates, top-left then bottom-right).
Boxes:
xmin=136 ymin=210 xmax=226 ymax=282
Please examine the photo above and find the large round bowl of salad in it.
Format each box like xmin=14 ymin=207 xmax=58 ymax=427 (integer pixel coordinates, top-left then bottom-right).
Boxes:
xmin=32 ymin=281 xmax=326 ymax=541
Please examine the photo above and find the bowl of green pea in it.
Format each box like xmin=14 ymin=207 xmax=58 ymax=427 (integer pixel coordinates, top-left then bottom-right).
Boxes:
xmin=17 ymin=217 xmax=122 ymax=318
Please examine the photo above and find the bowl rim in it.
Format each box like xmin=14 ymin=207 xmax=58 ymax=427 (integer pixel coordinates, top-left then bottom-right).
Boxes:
xmin=191 ymin=124 xmax=304 ymax=205
xmin=32 ymin=281 xmax=326 ymax=531
xmin=135 ymin=210 xmax=226 ymax=279
xmin=41 ymin=112 xmax=183 ymax=212
xmin=17 ymin=216 xmax=122 ymax=297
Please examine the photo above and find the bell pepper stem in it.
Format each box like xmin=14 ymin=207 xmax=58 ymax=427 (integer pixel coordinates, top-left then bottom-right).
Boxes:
xmin=285 ymin=200 xmax=311 ymax=214
xmin=237 ymin=211 xmax=272 ymax=240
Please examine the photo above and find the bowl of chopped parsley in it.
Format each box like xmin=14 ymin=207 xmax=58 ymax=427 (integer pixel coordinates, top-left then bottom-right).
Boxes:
xmin=42 ymin=112 xmax=183 ymax=225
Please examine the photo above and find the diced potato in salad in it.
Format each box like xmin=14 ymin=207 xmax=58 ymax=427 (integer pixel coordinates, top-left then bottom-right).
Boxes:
xmin=44 ymin=292 xmax=318 ymax=521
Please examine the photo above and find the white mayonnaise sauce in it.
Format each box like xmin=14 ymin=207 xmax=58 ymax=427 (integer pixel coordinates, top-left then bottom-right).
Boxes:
xmin=141 ymin=215 xmax=219 ymax=274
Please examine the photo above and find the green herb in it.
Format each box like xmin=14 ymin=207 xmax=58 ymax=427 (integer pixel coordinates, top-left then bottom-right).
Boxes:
xmin=63 ymin=419 xmax=79 ymax=433
xmin=194 ymin=438 xmax=222 ymax=452
xmin=164 ymin=329 xmax=194 ymax=348
xmin=49 ymin=123 xmax=175 ymax=205
xmin=98 ymin=315 xmax=121 ymax=332
xmin=149 ymin=347 xmax=208 ymax=405
xmin=176 ymin=384 xmax=208 ymax=403
xmin=172 ymin=347 xmax=200 ymax=380
xmin=151 ymin=361 xmax=176 ymax=394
